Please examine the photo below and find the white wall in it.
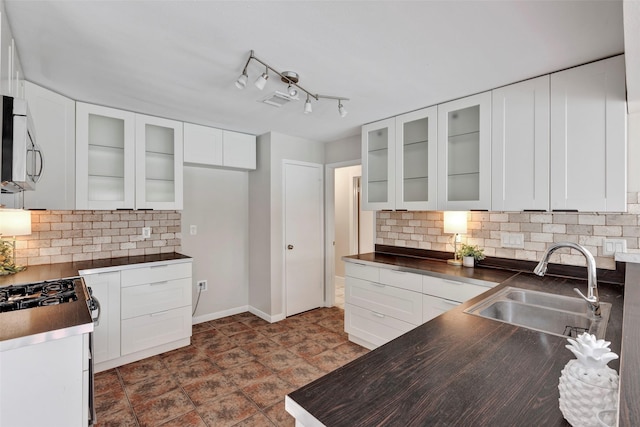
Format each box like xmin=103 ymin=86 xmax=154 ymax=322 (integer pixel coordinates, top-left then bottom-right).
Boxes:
xmin=325 ymin=134 xmax=360 ymax=164
xmin=182 ymin=166 xmax=249 ymax=322
xmin=628 ymin=112 xmax=640 ymax=192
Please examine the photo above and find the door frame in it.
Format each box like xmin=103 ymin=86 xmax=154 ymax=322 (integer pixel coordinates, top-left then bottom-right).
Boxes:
xmin=282 ymin=159 xmax=324 ymax=317
xmin=325 ymin=159 xmax=369 ymax=307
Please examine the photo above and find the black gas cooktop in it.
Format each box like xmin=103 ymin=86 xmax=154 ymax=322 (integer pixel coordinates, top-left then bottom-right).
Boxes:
xmin=0 ymin=278 xmax=80 ymax=312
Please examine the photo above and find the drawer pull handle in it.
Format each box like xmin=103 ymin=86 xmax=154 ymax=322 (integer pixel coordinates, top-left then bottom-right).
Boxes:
xmin=370 ymin=282 xmax=386 ymax=288
xmin=151 ymin=265 xmax=168 ymax=269
xmin=150 ymin=310 xmax=172 ymax=317
xmin=150 ymin=281 xmax=169 ymax=286
xmin=443 ymin=279 xmax=464 ymax=286
xmin=442 ymin=299 xmax=461 ymax=306
xmin=390 ymin=270 xmax=406 ymax=274
xmin=371 ymin=311 xmax=385 ymax=318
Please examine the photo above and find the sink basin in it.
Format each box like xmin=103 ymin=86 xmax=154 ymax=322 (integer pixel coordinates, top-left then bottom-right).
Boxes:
xmin=464 ymin=286 xmax=611 ymax=339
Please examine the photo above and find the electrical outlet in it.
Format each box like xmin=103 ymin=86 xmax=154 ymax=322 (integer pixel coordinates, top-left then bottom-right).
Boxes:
xmin=142 ymin=227 xmax=151 ymax=239
xmin=500 ymin=232 xmax=524 ymax=249
xmin=602 ymin=239 xmax=627 ymax=256
xmin=197 ymin=280 xmax=208 ymax=291
xmin=190 ymin=225 xmax=197 ymax=235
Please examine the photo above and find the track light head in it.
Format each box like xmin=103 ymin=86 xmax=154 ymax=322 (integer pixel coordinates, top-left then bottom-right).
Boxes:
xmin=338 ymin=101 xmax=348 ymax=118
xmin=235 ymin=72 xmax=248 ymax=89
xmin=255 ymin=71 xmax=269 ymax=90
xmin=304 ymin=97 xmax=312 ymax=114
xmin=287 ymin=84 xmax=298 ymax=97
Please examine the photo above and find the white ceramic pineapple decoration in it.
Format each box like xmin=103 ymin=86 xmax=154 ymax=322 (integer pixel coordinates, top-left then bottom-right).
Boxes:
xmin=558 ymin=333 xmax=619 ymax=427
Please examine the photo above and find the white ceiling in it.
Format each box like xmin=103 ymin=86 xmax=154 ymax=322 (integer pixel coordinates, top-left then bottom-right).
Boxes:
xmin=4 ymin=0 xmax=626 ymax=143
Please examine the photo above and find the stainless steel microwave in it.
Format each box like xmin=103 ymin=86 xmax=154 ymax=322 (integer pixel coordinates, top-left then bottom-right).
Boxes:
xmin=1 ymin=95 xmax=42 ymax=192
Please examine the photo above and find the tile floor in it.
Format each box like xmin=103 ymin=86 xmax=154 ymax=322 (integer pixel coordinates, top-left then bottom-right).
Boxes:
xmin=94 ymin=307 xmax=368 ymax=427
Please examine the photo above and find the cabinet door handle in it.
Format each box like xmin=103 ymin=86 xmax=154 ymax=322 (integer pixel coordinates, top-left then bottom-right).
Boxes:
xmin=150 ymin=281 xmax=169 ymax=286
xmin=371 ymin=311 xmax=385 ymax=318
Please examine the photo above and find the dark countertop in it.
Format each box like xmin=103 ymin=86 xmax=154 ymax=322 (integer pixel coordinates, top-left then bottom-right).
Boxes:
xmin=0 ymin=252 xmax=191 ymax=350
xmin=288 ymin=257 xmax=625 ymax=426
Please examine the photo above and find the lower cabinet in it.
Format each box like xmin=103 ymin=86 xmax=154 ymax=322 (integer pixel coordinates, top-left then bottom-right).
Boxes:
xmin=345 ymin=261 xmax=496 ymax=349
xmin=0 ymin=334 xmax=88 ymax=427
xmin=81 ymin=259 xmax=193 ymax=372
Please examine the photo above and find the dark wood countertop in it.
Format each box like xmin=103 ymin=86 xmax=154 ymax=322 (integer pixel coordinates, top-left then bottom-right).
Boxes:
xmin=288 ymin=268 xmax=624 ymax=426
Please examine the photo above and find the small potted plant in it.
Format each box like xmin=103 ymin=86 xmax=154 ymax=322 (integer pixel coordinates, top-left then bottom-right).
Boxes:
xmin=457 ymin=244 xmax=485 ymax=267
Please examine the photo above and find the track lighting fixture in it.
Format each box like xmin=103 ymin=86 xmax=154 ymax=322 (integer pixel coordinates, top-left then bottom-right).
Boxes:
xmin=304 ymin=95 xmax=312 ymax=114
xmin=338 ymin=100 xmax=348 ymax=118
xmin=254 ymin=67 xmax=269 ymax=90
xmin=234 ymin=50 xmax=349 ymax=117
xmin=235 ymin=72 xmax=248 ymax=89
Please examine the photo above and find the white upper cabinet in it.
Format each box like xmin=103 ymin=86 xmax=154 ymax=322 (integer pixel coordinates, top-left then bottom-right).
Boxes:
xmin=135 ymin=114 xmax=183 ymax=210
xmin=550 ymin=55 xmax=627 ymax=212
xmin=76 ymin=103 xmax=136 ymax=210
xmin=492 ymin=76 xmax=550 ymax=211
xmin=22 ymin=82 xmax=76 ymax=210
xmin=183 ymin=123 xmax=256 ymax=170
xmin=77 ymin=103 xmax=183 ymax=210
xmin=183 ymin=123 xmax=223 ymax=165
xmin=395 ymin=107 xmax=438 ymax=210
xmin=437 ymin=92 xmax=492 ymax=210
xmin=362 ymin=117 xmax=396 ymax=210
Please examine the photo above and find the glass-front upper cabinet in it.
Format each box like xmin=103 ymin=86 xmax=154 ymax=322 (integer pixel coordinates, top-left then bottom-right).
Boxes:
xmin=395 ymin=106 xmax=438 ymax=210
xmin=437 ymin=92 xmax=491 ymax=210
xmin=76 ymin=103 xmax=136 ymax=210
xmin=135 ymin=114 xmax=183 ymax=210
xmin=362 ymin=117 xmax=395 ymax=210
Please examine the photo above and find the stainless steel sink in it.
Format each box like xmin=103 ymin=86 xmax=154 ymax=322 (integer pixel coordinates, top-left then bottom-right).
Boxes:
xmin=464 ymin=286 xmax=611 ymax=339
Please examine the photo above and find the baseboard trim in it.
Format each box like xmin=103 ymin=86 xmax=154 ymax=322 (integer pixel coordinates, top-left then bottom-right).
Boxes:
xmin=192 ymin=305 xmax=249 ymax=324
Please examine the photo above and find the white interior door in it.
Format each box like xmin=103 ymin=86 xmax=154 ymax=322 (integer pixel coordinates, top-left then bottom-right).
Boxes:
xmin=284 ymin=160 xmax=324 ymax=317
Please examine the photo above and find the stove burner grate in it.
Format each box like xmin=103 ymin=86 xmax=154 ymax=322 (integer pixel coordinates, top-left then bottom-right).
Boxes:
xmin=0 ymin=279 xmax=80 ymax=313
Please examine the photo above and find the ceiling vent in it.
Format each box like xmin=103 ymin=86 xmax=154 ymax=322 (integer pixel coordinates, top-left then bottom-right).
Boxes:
xmin=260 ymin=90 xmax=299 ymax=108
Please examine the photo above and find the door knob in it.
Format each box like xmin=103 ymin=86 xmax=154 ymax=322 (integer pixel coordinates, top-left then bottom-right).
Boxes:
xmin=287 ymin=244 xmax=294 ymax=250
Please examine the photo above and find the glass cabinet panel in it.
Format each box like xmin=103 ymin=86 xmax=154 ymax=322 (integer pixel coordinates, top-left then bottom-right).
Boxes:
xmin=396 ymin=106 xmax=438 ymax=210
xmin=362 ymin=118 xmax=395 ymax=210
xmin=87 ymin=114 xmax=126 ymax=202
xmin=437 ymin=92 xmax=491 ymax=210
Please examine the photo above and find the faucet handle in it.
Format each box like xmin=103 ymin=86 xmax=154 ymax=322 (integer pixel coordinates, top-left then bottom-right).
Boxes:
xmin=573 ymin=287 xmax=597 ymax=303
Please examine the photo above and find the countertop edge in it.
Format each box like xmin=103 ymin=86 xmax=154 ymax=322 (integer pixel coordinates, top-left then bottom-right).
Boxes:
xmin=78 ymin=256 xmax=193 ymax=275
xmin=285 ymin=396 xmax=326 ymax=427
xmin=0 ymin=322 xmax=93 ymax=352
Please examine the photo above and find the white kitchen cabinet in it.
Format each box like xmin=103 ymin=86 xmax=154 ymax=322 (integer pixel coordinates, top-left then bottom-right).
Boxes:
xmin=135 ymin=114 xmax=183 ymax=210
xmin=422 ymin=275 xmax=491 ymax=304
xmin=395 ymin=106 xmax=438 ymax=210
xmin=77 ymin=104 xmax=184 ymax=210
xmin=437 ymin=92 xmax=492 ymax=210
xmin=362 ymin=108 xmax=437 ymax=211
xmin=491 ymin=76 xmax=550 ymax=211
xmin=82 ymin=271 xmax=121 ymax=365
xmin=183 ymin=122 xmax=256 ymax=170
xmin=23 ymin=82 xmax=76 ymax=209
xmin=0 ymin=334 xmax=87 ymax=427
xmin=120 ymin=261 xmax=192 ymax=356
xmin=423 ymin=294 xmax=460 ymax=323
xmin=550 ymin=55 xmax=627 ymax=212
xmin=76 ymin=103 xmax=136 ymax=210
xmin=183 ymin=122 xmax=223 ymax=165
xmin=362 ymin=117 xmax=396 ymax=210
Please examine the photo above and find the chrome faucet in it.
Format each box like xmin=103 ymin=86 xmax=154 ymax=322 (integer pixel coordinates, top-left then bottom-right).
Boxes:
xmin=533 ymin=242 xmax=601 ymax=317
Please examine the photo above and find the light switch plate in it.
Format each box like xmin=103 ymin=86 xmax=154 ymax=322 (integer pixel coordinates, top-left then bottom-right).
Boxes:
xmin=190 ymin=225 xmax=197 ymax=235
xmin=602 ymin=239 xmax=626 ymax=255
xmin=142 ymin=227 xmax=151 ymax=239
xmin=501 ymin=232 xmax=525 ymax=249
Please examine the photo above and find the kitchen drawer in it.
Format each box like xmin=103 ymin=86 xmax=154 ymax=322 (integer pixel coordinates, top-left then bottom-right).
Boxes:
xmin=121 ymin=261 xmax=192 ymax=287
xmin=345 ymin=262 xmax=379 ymax=282
xmin=121 ymin=278 xmax=191 ymax=319
xmin=379 ymin=268 xmax=422 ymax=293
xmin=345 ymin=303 xmax=416 ymax=349
xmin=346 ymin=277 xmax=422 ymax=325
xmin=121 ymin=306 xmax=192 ymax=355
xmin=422 ymin=275 xmax=492 ymax=302
xmin=422 ymin=294 xmax=460 ymax=323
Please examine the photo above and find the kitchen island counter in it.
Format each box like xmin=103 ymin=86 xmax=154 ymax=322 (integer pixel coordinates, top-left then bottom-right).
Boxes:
xmin=286 ymin=271 xmax=624 ymax=426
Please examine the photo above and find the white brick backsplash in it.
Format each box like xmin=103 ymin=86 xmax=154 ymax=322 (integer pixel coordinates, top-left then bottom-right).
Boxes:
xmin=14 ymin=210 xmax=182 ymax=266
xmin=375 ymin=192 xmax=640 ymax=271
